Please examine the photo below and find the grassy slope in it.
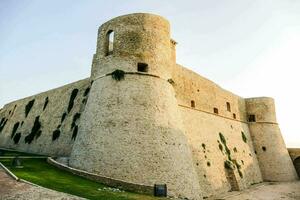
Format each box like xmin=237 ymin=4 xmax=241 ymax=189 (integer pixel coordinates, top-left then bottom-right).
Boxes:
xmin=0 ymin=157 xmax=164 ymax=200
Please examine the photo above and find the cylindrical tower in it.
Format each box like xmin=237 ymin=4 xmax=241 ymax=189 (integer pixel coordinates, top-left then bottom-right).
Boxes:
xmin=246 ymin=97 xmax=298 ymax=181
xmin=69 ymin=13 xmax=201 ymax=199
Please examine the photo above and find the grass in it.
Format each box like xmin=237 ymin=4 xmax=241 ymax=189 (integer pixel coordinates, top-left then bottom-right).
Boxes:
xmin=0 ymin=150 xmax=164 ymax=200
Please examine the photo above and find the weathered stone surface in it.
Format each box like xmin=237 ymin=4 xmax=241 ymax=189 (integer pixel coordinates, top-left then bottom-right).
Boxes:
xmin=0 ymin=13 xmax=298 ymax=199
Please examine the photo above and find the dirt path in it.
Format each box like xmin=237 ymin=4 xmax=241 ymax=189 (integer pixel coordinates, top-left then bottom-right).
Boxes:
xmin=217 ymin=181 xmax=300 ymax=200
xmin=0 ymin=168 xmax=84 ymax=200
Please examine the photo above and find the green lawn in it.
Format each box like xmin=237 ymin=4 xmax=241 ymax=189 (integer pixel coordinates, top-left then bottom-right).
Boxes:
xmin=0 ymin=152 xmax=165 ymax=200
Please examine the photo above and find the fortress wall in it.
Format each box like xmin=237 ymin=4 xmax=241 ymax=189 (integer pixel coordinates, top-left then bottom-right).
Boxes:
xmin=70 ymin=13 xmax=202 ymax=200
xmin=246 ymin=97 xmax=298 ymax=181
xmin=179 ymin=106 xmax=262 ymax=198
xmin=0 ymin=78 xmax=91 ymax=156
xmin=173 ymin=65 xmax=247 ymax=122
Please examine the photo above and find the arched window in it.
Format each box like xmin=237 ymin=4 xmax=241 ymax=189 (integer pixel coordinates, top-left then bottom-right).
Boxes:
xmin=106 ymin=30 xmax=114 ymax=56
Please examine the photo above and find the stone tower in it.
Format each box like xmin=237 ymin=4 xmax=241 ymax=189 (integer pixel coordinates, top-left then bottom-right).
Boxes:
xmin=69 ymin=13 xmax=201 ymax=199
xmin=246 ymin=97 xmax=298 ymax=181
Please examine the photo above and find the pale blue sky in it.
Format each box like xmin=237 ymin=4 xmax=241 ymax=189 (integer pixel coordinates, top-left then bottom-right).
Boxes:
xmin=1 ymin=0 xmax=300 ymax=147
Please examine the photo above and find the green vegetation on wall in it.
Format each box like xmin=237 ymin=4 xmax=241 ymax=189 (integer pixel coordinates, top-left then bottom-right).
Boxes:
xmin=25 ymin=99 xmax=35 ymax=117
xmin=43 ymin=97 xmax=49 ymax=111
xmin=25 ymin=116 xmax=42 ymax=144
xmin=0 ymin=118 xmax=8 ymax=133
xmin=61 ymin=112 xmax=67 ymax=123
xmin=72 ymin=125 xmax=78 ymax=140
xmin=241 ymin=131 xmax=247 ymax=143
xmin=13 ymin=132 xmax=21 ymax=144
xmin=52 ymin=129 xmax=61 ymax=141
xmin=11 ymin=122 xmax=20 ymax=139
xmin=67 ymin=89 xmax=79 ymax=113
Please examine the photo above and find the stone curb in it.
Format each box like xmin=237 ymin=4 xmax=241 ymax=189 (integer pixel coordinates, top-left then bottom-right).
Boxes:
xmin=0 ymin=161 xmax=19 ymax=181
xmin=47 ymin=157 xmax=154 ymax=195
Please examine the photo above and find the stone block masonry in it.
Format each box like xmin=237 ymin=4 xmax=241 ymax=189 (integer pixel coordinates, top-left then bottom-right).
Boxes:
xmin=0 ymin=13 xmax=298 ymax=200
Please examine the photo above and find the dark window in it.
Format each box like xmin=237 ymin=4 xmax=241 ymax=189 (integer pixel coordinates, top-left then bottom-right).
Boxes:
xmin=106 ymin=30 xmax=114 ymax=56
xmin=214 ymin=107 xmax=219 ymax=114
xmin=191 ymin=100 xmax=195 ymax=108
xmin=233 ymin=113 xmax=236 ymax=119
xmin=248 ymin=114 xmax=256 ymax=122
xmin=262 ymin=146 xmax=266 ymax=151
xmin=137 ymin=63 xmax=148 ymax=72
xmin=226 ymin=102 xmax=231 ymax=112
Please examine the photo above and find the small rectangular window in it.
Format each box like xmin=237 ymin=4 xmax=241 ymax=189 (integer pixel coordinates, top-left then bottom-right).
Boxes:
xmin=214 ymin=107 xmax=219 ymax=114
xmin=233 ymin=113 xmax=236 ymax=119
xmin=248 ymin=115 xmax=256 ymax=122
xmin=226 ymin=102 xmax=231 ymax=112
xmin=191 ymin=100 xmax=195 ymax=108
xmin=137 ymin=63 xmax=148 ymax=72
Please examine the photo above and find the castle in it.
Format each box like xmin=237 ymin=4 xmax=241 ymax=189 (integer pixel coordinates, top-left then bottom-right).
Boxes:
xmin=0 ymin=13 xmax=298 ymax=199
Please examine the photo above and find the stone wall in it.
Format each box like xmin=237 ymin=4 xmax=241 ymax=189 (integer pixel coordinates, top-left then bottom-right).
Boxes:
xmin=179 ymin=106 xmax=262 ymax=198
xmin=0 ymin=78 xmax=91 ymax=156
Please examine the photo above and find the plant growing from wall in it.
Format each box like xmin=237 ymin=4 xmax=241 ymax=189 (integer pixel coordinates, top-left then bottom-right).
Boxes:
xmin=61 ymin=112 xmax=67 ymax=123
xmin=25 ymin=99 xmax=35 ymax=117
xmin=207 ymin=161 xmax=211 ymax=167
xmin=83 ymin=87 xmax=90 ymax=97
xmin=52 ymin=129 xmax=60 ymax=141
xmin=72 ymin=125 xmax=78 ymax=140
xmin=24 ymin=116 xmax=42 ymax=144
xmin=110 ymin=69 xmax=125 ymax=81
xmin=11 ymin=122 xmax=20 ymax=139
xmin=13 ymin=133 xmax=21 ymax=144
xmin=67 ymin=89 xmax=79 ymax=113
xmin=43 ymin=97 xmax=49 ymax=111
xmin=71 ymin=113 xmax=81 ymax=130
xmin=167 ymin=78 xmax=175 ymax=84
xmin=224 ymin=160 xmax=235 ymax=170
xmin=201 ymin=143 xmax=206 ymax=150
xmin=0 ymin=118 xmax=8 ymax=133
xmin=241 ymin=131 xmax=247 ymax=143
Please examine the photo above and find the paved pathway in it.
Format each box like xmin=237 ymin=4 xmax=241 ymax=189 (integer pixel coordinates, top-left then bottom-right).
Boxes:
xmin=0 ymin=168 xmax=85 ymax=200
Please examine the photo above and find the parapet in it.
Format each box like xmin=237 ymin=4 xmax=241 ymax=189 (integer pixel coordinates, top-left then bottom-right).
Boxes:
xmin=245 ymin=97 xmax=277 ymax=123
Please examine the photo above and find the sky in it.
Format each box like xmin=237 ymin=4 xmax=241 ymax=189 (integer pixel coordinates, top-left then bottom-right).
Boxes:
xmin=0 ymin=0 xmax=300 ymax=147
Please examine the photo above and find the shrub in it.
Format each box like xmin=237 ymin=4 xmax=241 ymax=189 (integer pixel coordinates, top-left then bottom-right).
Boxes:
xmin=111 ymin=69 xmax=125 ymax=81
